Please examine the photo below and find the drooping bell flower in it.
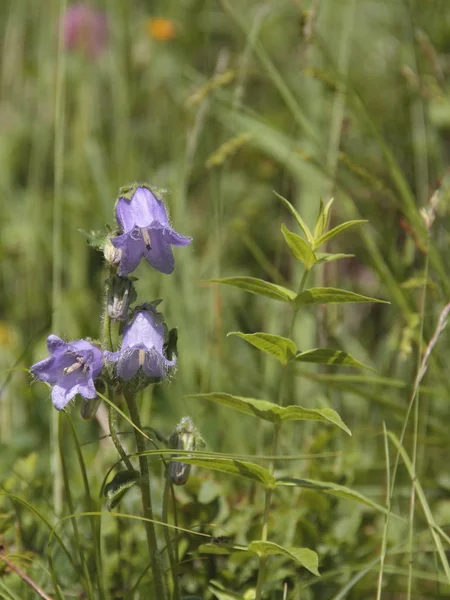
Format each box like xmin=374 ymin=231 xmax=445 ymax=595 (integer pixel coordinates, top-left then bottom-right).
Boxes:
xmin=104 ymin=305 xmax=176 ymax=382
xmin=31 ymin=336 xmax=103 ymax=410
xmin=110 ymin=185 xmax=192 ymax=276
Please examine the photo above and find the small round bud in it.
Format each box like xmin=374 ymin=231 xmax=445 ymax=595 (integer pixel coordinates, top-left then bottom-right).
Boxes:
xmin=168 ymin=417 xmax=205 ymax=486
xmin=104 ymin=238 xmax=122 ymax=267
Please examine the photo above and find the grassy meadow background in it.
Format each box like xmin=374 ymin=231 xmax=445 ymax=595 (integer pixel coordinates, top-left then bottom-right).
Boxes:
xmin=1 ymin=0 xmax=450 ymax=598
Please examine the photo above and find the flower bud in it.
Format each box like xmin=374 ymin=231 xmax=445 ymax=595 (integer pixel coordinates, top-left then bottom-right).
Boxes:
xmin=104 ymin=238 xmax=122 ymax=267
xmin=106 ymin=275 xmax=137 ymax=321
xmin=168 ymin=417 xmax=204 ymax=486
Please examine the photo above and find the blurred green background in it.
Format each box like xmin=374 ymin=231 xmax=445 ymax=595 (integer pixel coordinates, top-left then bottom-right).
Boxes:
xmin=1 ymin=0 xmax=450 ymax=598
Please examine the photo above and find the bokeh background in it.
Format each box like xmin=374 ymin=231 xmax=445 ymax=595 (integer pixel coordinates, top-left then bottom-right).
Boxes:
xmin=1 ymin=0 xmax=450 ymax=598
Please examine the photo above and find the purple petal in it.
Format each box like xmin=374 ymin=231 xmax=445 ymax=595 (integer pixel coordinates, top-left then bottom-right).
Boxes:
xmin=115 ymin=188 xmax=169 ymax=233
xmin=163 ymin=227 xmax=192 ymax=247
xmin=47 ymin=335 xmax=68 ymax=355
xmin=31 ymin=356 xmax=58 ymax=384
xmin=111 ymin=232 xmax=145 ymax=276
xmin=117 ymin=348 xmax=141 ymax=380
xmin=122 ymin=311 xmax=165 ymax=352
xmin=143 ymin=229 xmax=175 ymax=274
xmin=142 ymin=349 xmax=176 ymax=379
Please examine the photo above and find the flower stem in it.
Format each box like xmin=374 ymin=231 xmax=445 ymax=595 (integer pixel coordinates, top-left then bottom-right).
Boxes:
xmin=102 ymin=276 xmax=114 ymax=351
xmin=163 ymin=477 xmax=181 ymax=600
xmin=108 ymin=399 xmax=134 ymax=472
xmin=124 ymin=389 xmax=166 ymax=599
xmin=255 ymin=267 xmax=312 ymax=599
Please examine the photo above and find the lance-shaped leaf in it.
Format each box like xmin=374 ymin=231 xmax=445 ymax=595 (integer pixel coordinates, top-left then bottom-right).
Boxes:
xmin=248 ymin=541 xmax=319 ymax=576
xmin=276 ymin=477 xmax=388 ymax=514
xmin=314 ymin=220 xmax=367 ymax=248
xmin=316 ymin=252 xmax=354 ymax=264
xmin=275 ymin=191 xmax=314 ymax=244
xmin=295 ymin=287 xmax=389 ymax=307
xmin=294 ymin=348 xmax=372 ymax=370
xmin=178 ymin=456 xmax=276 ymax=489
xmin=313 ymin=197 xmax=334 ymax=240
xmin=104 ymin=470 xmax=140 ymax=510
xmin=187 ymin=393 xmax=351 ymax=435
xmin=228 ymin=332 xmax=297 ymax=365
xmin=281 ymin=224 xmax=317 ymax=271
xmin=210 ymin=277 xmax=296 ymax=303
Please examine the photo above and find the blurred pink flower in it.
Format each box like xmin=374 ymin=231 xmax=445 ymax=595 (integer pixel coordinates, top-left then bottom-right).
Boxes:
xmin=63 ymin=2 xmax=108 ymax=60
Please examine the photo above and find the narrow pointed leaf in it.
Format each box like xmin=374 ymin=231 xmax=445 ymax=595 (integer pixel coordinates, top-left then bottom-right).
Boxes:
xmin=187 ymin=393 xmax=351 ymax=435
xmin=294 ymin=348 xmax=372 ymax=370
xmin=314 ymin=220 xmax=367 ymax=248
xmin=281 ymin=224 xmax=317 ymax=270
xmin=178 ymin=455 xmax=276 ymax=489
xmin=274 ymin=191 xmax=314 ymax=244
xmin=276 ymin=477 xmax=388 ymax=514
xmin=313 ymin=197 xmax=334 ymax=240
xmin=210 ymin=277 xmax=296 ymax=303
xmin=316 ymin=252 xmax=354 ymax=264
xmin=295 ymin=287 xmax=389 ymax=307
xmin=104 ymin=470 xmax=140 ymax=510
xmin=229 ymin=331 xmax=297 ymax=365
xmin=248 ymin=541 xmax=319 ymax=576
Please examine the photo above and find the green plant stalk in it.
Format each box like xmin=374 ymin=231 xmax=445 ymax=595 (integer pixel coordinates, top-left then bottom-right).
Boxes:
xmin=124 ymin=388 xmax=166 ymax=599
xmin=255 ymin=269 xmax=311 ymax=599
xmin=162 ymin=477 xmax=181 ymax=600
xmin=407 ymin=243 xmax=430 ymax=599
xmin=102 ymin=275 xmax=114 ymax=351
xmin=58 ymin=414 xmax=95 ymax=599
xmin=66 ymin=415 xmax=106 ymax=600
xmin=51 ymin=0 xmax=67 ymax=520
xmin=108 ymin=399 xmax=134 ymax=472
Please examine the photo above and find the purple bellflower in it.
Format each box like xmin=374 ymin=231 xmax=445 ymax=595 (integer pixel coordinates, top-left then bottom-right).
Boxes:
xmin=31 ymin=336 xmax=103 ymax=410
xmin=104 ymin=308 xmax=176 ymax=381
xmin=110 ymin=186 xmax=192 ymax=276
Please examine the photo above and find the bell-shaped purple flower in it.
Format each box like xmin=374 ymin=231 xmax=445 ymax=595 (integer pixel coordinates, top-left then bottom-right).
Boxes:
xmin=31 ymin=336 xmax=104 ymax=410
xmin=110 ymin=185 xmax=192 ymax=276
xmin=104 ymin=308 xmax=176 ymax=381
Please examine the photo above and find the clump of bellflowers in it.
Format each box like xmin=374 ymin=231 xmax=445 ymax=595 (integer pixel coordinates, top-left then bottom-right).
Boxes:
xmin=31 ymin=183 xmax=191 ymax=410
xmin=30 ymin=183 xmax=193 ymax=599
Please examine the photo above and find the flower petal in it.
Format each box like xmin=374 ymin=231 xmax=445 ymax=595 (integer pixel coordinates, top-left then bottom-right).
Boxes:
xmin=111 ymin=232 xmax=145 ymax=276
xmin=122 ymin=310 xmax=165 ymax=352
xmin=115 ymin=187 xmax=169 ymax=232
xmin=143 ymin=229 xmax=175 ymax=274
xmin=117 ymin=348 xmax=141 ymax=380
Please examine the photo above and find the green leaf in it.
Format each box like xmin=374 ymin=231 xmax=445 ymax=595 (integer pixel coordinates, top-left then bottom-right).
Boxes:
xmin=187 ymin=393 xmax=351 ymax=435
xmin=313 ymin=197 xmax=334 ymax=240
xmin=276 ymin=477 xmax=388 ymax=514
xmin=228 ymin=332 xmax=297 ymax=365
xmin=210 ymin=277 xmax=296 ymax=303
xmin=295 ymin=287 xmax=389 ymax=307
xmin=248 ymin=541 xmax=319 ymax=576
xmin=104 ymin=470 xmax=140 ymax=510
xmin=198 ymin=544 xmax=233 ymax=555
xmin=274 ymin=191 xmax=314 ymax=244
xmin=281 ymin=224 xmax=317 ymax=270
xmin=316 ymin=252 xmax=354 ymax=264
xmin=314 ymin=220 xmax=367 ymax=248
xmin=178 ymin=455 xmax=276 ymax=489
xmin=294 ymin=348 xmax=372 ymax=370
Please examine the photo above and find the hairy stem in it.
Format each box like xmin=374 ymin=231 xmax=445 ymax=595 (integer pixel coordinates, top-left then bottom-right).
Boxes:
xmin=255 ymin=268 xmax=311 ymax=599
xmin=124 ymin=389 xmax=166 ymax=599
xmin=108 ymin=400 xmax=134 ymax=472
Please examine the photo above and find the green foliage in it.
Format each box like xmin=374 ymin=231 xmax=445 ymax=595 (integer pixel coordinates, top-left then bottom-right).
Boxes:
xmin=2 ymin=0 xmax=450 ymax=597
xmin=188 ymin=392 xmax=351 ymax=434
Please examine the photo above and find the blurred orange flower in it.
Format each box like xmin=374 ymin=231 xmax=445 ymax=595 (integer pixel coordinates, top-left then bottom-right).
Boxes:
xmin=146 ymin=18 xmax=177 ymax=41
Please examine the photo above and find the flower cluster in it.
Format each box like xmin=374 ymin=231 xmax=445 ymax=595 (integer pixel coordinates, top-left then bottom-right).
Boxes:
xmin=31 ymin=184 xmax=191 ymax=410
